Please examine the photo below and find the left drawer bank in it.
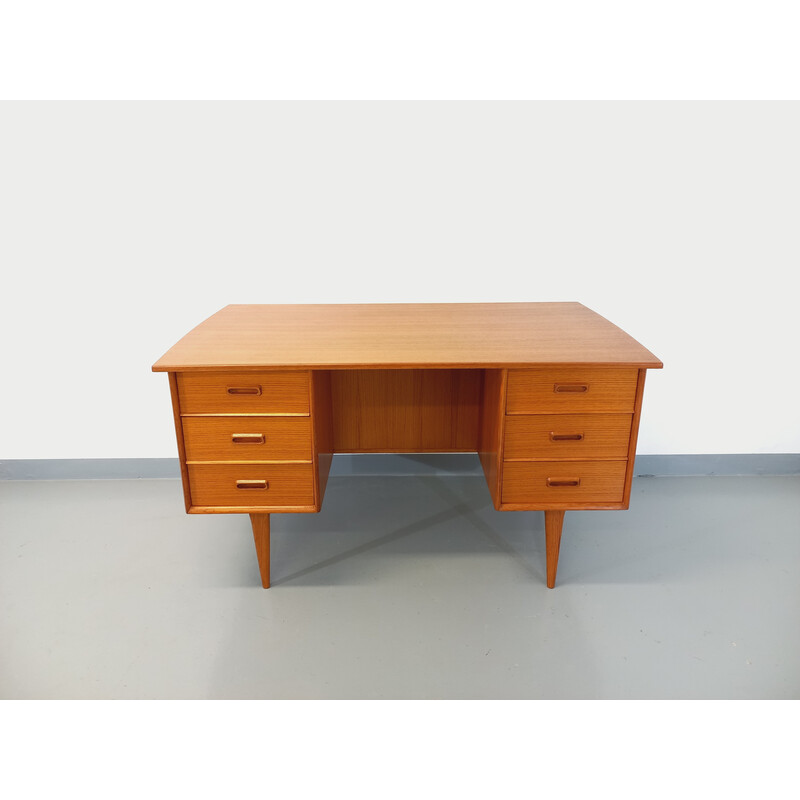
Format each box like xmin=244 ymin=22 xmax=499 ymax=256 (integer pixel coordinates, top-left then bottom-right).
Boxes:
xmin=168 ymin=370 xmax=330 ymax=513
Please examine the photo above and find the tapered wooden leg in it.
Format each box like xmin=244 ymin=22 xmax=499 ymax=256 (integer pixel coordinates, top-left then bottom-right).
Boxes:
xmin=544 ymin=510 xmax=566 ymax=589
xmin=250 ymin=513 xmax=271 ymax=588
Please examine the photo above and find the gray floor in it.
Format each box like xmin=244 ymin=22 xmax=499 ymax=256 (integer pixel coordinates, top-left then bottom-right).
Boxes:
xmin=1 ymin=473 xmax=798 ymax=699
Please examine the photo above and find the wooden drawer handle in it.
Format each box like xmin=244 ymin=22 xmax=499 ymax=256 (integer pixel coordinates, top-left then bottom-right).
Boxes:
xmin=227 ymin=386 xmax=262 ymax=395
xmin=236 ymin=480 xmax=269 ymax=490
xmin=546 ymin=478 xmax=581 ymax=487
xmin=553 ymin=383 xmax=589 ymax=393
xmin=550 ymin=433 xmax=584 ymax=441
xmin=231 ymin=433 xmax=266 ymax=444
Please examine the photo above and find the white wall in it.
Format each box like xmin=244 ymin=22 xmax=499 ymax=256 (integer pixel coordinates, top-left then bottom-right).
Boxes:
xmin=1 ymin=102 xmax=797 ymax=459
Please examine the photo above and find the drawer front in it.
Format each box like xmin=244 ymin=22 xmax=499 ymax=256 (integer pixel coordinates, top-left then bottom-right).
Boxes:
xmin=502 ymin=461 xmax=627 ymax=505
xmin=504 ymin=413 xmax=632 ymax=460
xmin=506 ymin=368 xmax=638 ymax=414
xmin=182 ymin=416 xmax=313 ymax=462
xmin=177 ymin=371 xmax=310 ymax=414
xmin=188 ymin=464 xmax=315 ymax=507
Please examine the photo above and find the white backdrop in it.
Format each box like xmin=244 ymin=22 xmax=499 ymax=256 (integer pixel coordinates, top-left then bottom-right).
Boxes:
xmin=1 ymin=102 xmax=797 ymax=459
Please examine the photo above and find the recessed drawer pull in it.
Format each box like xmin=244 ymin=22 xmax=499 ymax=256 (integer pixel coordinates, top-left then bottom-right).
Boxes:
xmin=227 ymin=386 xmax=262 ymax=395
xmin=550 ymin=432 xmax=584 ymax=441
xmin=546 ymin=478 xmax=581 ymax=487
xmin=231 ymin=433 xmax=266 ymax=444
xmin=236 ymin=480 xmax=269 ymax=490
xmin=553 ymin=383 xmax=589 ymax=393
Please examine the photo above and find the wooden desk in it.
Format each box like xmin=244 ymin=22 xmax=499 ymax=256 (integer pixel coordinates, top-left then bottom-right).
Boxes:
xmin=152 ymin=303 xmax=662 ymax=588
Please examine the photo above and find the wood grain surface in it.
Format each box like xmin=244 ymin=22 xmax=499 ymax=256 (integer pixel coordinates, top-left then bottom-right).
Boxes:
xmin=621 ymin=369 xmax=648 ymax=509
xmin=330 ymin=369 xmax=481 ymax=452
xmin=152 ymin=303 xmax=663 ymax=371
xmin=504 ymin=413 xmax=632 ymax=460
xmin=311 ymin=370 xmax=334 ymax=505
xmin=545 ymin=510 xmax=566 ymax=589
xmin=250 ymin=514 xmax=271 ymax=589
xmin=168 ymin=372 xmax=192 ymax=512
xmin=506 ymin=367 xmax=639 ymax=414
xmin=477 ymin=368 xmax=507 ymax=509
xmin=187 ymin=464 xmax=315 ymax=508
xmin=502 ymin=460 xmax=627 ymax=504
xmin=182 ymin=416 xmax=313 ymax=462
xmin=176 ymin=371 xmax=310 ymax=414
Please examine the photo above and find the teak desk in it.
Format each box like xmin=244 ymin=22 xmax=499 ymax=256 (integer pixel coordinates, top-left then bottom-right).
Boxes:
xmin=153 ymin=303 xmax=662 ymax=588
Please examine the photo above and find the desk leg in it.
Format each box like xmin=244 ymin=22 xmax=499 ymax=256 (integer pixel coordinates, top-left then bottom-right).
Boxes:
xmin=250 ymin=513 xmax=271 ymax=589
xmin=544 ymin=510 xmax=565 ymax=589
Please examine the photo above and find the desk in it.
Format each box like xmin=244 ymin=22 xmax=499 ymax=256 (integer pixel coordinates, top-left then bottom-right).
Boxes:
xmin=152 ymin=303 xmax=662 ymax=588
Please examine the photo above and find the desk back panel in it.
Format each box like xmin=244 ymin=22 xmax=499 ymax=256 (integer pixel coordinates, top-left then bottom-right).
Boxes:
xmin=330 ymin=369 xmax=482 ymax=453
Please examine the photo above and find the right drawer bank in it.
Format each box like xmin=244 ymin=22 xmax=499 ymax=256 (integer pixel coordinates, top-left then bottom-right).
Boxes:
xmin=501 ymin=367 xmax=639 ymax=506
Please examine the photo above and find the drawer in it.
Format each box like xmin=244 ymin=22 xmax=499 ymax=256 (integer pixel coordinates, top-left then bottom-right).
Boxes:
xmin=182 ymin=416 xmax=313 ymax=462
xmin=502 ymin=461 xmax=627 ymax=505
xmin=177 ymin=371 xmax=310 ymax=414
xmin=504 ymin=413 xmax=632 ymax=460
xmin=188 ymin=464 xmax=315 ymax=507
xmin=506 ymin=368 xmax=638 ymax=414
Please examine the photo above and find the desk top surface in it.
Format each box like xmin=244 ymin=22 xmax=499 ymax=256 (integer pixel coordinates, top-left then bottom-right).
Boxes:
xmin=152 ymin=302 xmax=662 ymax=372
